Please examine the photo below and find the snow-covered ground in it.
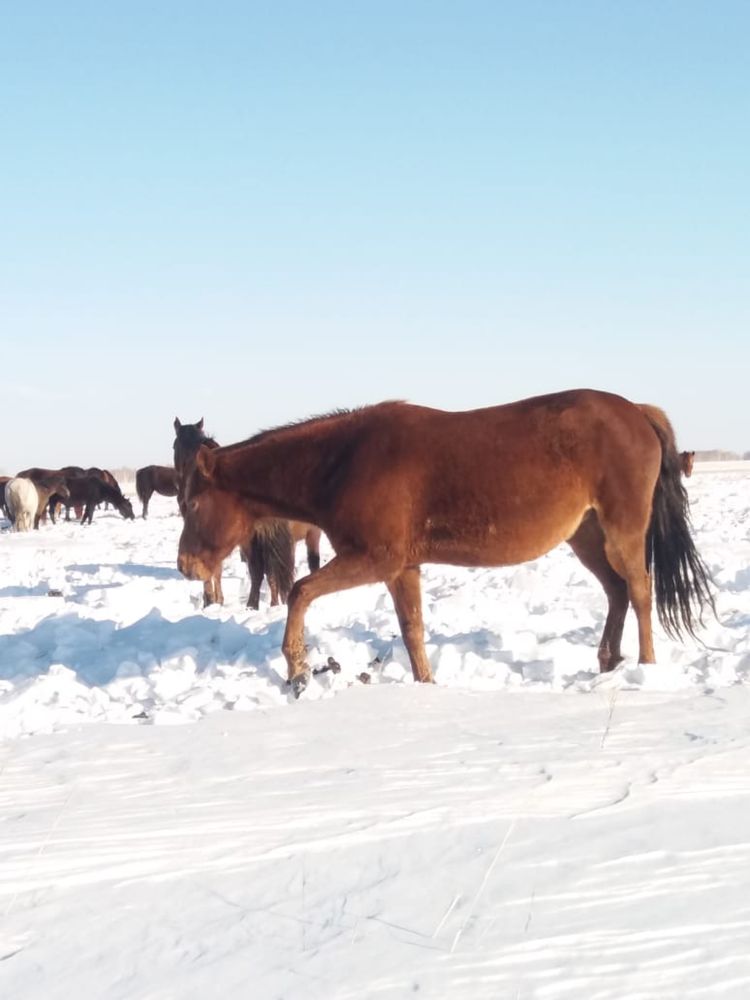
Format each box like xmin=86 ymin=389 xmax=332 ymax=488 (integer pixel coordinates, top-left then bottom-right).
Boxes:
xmin=1 ymin=465 xmax=749 ymax=998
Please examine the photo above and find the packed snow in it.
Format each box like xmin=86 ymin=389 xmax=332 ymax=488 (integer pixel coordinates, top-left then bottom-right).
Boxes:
xmin=1 ymin=465 xmax=749 ymax=998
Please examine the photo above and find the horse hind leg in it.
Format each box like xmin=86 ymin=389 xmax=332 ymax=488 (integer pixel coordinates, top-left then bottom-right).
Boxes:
xmin=386 ymin=566 xmax=433 ymax=683
xmin=596 ymin=510 xmax=656 ymax=664
xmin=305 ymin=527 xmax=321 ymax=572
xmin=567 ymin=511 xmax=628 ymax=671
xmin=243 ymin=537 xmax=263 ymax=610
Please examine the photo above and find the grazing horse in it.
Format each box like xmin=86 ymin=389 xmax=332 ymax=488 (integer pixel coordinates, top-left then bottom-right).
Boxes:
xmin=173 ymin=417 xmax=299 ymax=608
xmin=135 ymin=465 xmax=178 ymax=518
xmin=5 ymin=477 xmax=39 ymax=532
xmin=680 ymin=451 xmax=695 ymax=477
xmin=17 ymin=466 xmax=85 ymax=521
xmin=178 ymin=389 xmax=714 ymax=697
xmin=49 ymin=476 xmax=135 ymax=524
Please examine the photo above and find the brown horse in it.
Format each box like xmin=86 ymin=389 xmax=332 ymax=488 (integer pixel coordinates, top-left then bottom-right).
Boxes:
xmin=173 ymin=418 xmax=300 ymax=608
xmin=135 ymin=465 xmax=178 ymax=518
xmin=680 ymin=451 xmax=695 ymax=477
xmin=178 ymin=389 xmax=714 ymax=697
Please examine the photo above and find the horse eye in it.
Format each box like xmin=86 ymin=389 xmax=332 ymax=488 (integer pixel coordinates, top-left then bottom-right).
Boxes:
xmin=189 ymin=498 xmax=199 ymax=513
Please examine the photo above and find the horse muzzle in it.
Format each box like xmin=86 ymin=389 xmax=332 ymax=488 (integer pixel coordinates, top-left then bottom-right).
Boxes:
xmin=177 ymin=552 xmax=210 ymax=581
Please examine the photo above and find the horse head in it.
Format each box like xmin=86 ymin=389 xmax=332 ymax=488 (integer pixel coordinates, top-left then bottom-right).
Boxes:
xmin=177 ymin=445 xmax=255 ymax=583
xmin=680 ymin=451 xmax=695 ymax=477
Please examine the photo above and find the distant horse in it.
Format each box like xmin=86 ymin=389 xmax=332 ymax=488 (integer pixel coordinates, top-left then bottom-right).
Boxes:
xmin=177 ymin=389 xmax=715 ymax=697
xmin=680 ymin=451 xmax=695 ymax=477
xmin=5 ymin=477 xmax=39 ymax=532
xmin=635 ymin=411 xmax=695 ymax=479
xmin=31 ymin=475 xmax=71 ymax=528
xmin=173 ymin=417 xmax=299 ymax=608
xmin=50 ymin=476 xmax=135 ymax=524
xmin=16 ymin=466 xmax=82 ymax=522
xmin=135 ymin=465 xmax=178 ymax=518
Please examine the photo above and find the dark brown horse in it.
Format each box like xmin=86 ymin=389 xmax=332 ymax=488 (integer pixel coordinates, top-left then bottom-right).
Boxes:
xmin=173 ymin=418 xmax=299 ymax=608
xmin=49 ymin=476 xmax=135 ymax=524
xmin=135 ymin=465 xmax=178 ymax=518
xmin=178 ymin=389 xmax=714 ymax=697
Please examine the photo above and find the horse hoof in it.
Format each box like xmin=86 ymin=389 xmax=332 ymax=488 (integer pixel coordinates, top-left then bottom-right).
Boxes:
xmin=290 ymin=673 xmax=310 ymax=699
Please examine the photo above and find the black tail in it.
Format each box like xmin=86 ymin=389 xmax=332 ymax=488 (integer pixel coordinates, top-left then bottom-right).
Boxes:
xmin=135 ymin=470 xmax=147 ymax=506
xmin=249 ymin=519 xmax=296 ymax=603
xmin=645 ymin=418 xmax=715 ymax=640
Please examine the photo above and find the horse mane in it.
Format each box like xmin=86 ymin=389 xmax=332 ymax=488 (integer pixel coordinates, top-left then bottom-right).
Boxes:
xmin=221 ymin=402 xmax=404 ymax=454
xmin=175 ymin=423 xmax=219 ymax=452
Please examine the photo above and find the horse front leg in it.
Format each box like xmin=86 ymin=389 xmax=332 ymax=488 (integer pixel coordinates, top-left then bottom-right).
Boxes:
xmin=282 ymin=553 xmax=397 ymax=698
xmin=202 ymin=570 xmax=224 ymax=607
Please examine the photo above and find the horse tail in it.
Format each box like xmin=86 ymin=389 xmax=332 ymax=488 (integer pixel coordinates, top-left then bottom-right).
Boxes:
xmin=637 ymin=403 xmax=677 ymax=450
xmin=135 ymin=468 xmax=147 ymax=505
xmin=251 ymin=519 xmax=296 ymax=603
xmin=642 ymin=413 xmax=715 ymax=640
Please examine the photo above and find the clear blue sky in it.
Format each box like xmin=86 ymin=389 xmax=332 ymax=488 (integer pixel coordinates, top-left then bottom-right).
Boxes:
xmin=2 ymin=1 xmax=748 ymax=471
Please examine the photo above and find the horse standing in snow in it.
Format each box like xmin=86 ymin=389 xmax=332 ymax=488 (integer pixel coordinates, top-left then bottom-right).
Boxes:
xmin=177 ymin=389 xmax=714 ymax=696
xmin=5 ymin=477 xmax=39 ymax=532
xmin=135 ymin=465 xmax=178 ymax=519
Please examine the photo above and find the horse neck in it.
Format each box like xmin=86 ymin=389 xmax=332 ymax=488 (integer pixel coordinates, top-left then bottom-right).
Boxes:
xmin=216 ymin=427 xmax=344 ymax=523
xmin=100 ymin=480 xmax=123 ymax=503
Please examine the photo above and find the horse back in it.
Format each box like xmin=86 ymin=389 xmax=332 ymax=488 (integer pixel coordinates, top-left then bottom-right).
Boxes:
xmin=326 ymin=390 xmax=663 ymax=564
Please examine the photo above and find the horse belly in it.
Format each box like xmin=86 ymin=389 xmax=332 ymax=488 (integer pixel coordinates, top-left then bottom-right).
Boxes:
xmin=414 ymin=493 xmax=590 ymax=569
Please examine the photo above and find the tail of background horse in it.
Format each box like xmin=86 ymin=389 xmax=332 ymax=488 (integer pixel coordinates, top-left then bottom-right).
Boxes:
xmin=642 ymin=412 xmax=715 ymax=640
xmin=246 ymin=520 xmax=296 ymax=605
xmin=135 ymin=469 xmax=149 ymax=517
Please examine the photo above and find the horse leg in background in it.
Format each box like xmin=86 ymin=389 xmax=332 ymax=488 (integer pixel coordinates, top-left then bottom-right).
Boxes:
xmin=567 ymin=511 xmax=629 ymax=671
xmin=282 ymin=553 xmax=399 ymax=696
xmin=243 ymin=537 xmax=264 ymax=610
xmin=386 ymin=566 xmax=433 ymax=682
xmin=142 ymin=488 xmax=151 ymax=519
xmin=305 ymin=526 xmax=322 ymax=572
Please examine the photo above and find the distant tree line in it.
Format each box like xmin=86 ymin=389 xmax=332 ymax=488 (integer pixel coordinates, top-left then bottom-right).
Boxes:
xmin=694 ymin=450 xmax=750 ymax=461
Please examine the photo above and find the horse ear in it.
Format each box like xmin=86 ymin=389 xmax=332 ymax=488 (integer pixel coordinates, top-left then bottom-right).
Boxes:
xmin=197 ymin=418 xmax=204 ymax=431
xmin=174 ymin=417 xmax=182 ymax=432
xmin=196 ymin=444 xmax=217 ymax=481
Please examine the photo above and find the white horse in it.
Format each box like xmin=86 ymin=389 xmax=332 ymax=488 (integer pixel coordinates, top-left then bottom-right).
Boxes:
xmin=6 ymin=477 xmax=39 ymax=532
